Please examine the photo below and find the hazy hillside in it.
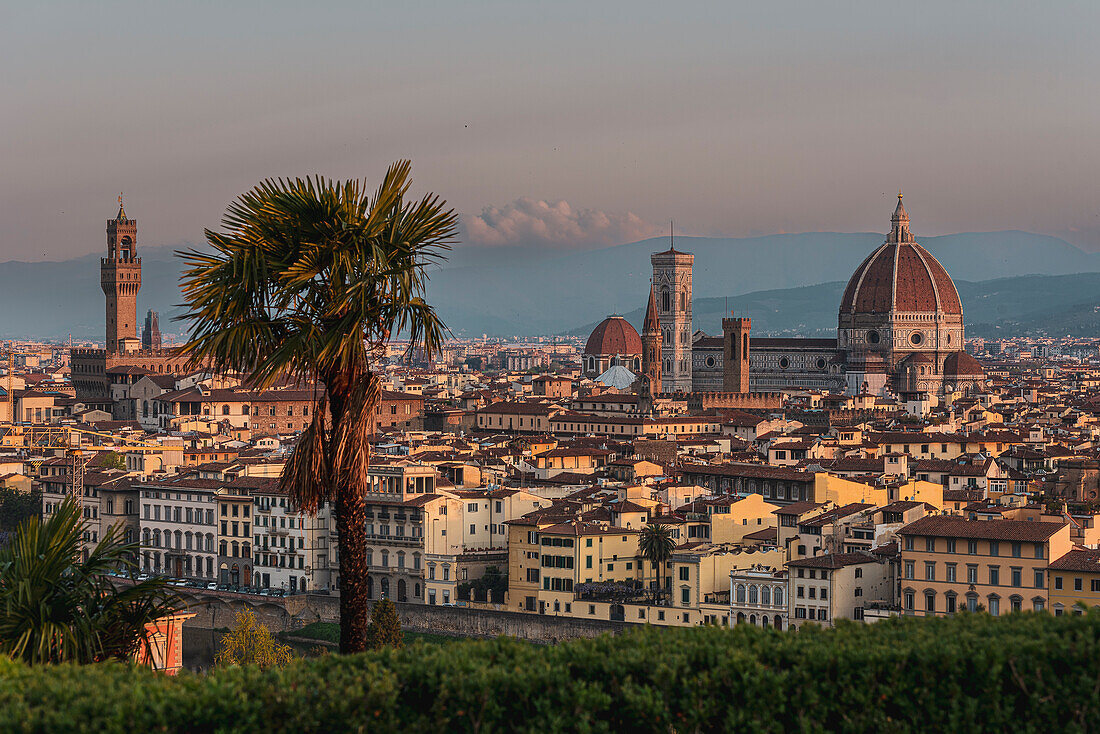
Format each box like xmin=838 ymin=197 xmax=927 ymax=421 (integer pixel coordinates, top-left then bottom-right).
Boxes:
xmin=427 ymin=230 xmax=1100 ymax=335
xmin=574 ymin=273 xmax=1100 ymax=340
xmin=2 ymin=231 xmax=1099 ymax=340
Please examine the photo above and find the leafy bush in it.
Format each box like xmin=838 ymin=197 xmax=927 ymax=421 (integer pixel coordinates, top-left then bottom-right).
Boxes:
xmin=2 ymin=612 xmax=1100 ymax=732
xmin=217 ymin=610 xmax=294 ymax=669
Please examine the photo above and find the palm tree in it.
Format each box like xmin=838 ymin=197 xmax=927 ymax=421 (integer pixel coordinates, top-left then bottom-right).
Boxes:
xmin=0 ymin=497 xmax=181 ymax=665
xmin=638 ymin=523 xmax=675 ymax=602
xmin=177 ymin=163 xmax=457 ymax=653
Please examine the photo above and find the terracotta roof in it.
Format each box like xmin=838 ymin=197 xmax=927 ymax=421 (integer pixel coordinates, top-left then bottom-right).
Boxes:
xmin=787 ymin=552 xmax=880 ymax=569
xmin=899 ymin=515 xmax=1067 ymax=542
xmin=1047 ymin=548 xmax=1100 ymax=573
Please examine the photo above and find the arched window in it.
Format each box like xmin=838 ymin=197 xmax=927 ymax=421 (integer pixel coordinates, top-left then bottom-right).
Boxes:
xmin=142 ymin=400 xmax=149 ymax=417
xmin=761 ymin=586 xmax=771 ymax=605
xmin=366 ymin=549 xmax=373 ymax=567
xmin=222 ymin=405 xmax=230 ymax=415
xmin=206 ymin=534 xmax=214 ymax=552
xmin=397 ymin=551 xmax=406 ymax=569
xmin=381 ymin=550 xmax=389 ymax=568
xmin=773 ymin=586 xmax=784 ymax=606
xmin=736 ymin=584 xmax=746 ymax=603
xmin=749 ymin=585 xmax=759 ymax=604
xmin=661 ymin=286 xmax=670 ymax=312
xmin=380 ymin=577 xmax=390 ymax=598
xmin=231 ymin=541 xmax=239 ymax=557
xmin=220 ymin=540 xmax=228 ymax=556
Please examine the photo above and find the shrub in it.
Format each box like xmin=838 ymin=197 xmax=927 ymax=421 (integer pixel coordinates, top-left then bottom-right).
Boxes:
xmin=366 ymin=599 xmax=403 ymax=650
xmin=217 ymin=610 xmax=294 ymax=669
xmin=1 ymin=612 xmax=1099 ymax=732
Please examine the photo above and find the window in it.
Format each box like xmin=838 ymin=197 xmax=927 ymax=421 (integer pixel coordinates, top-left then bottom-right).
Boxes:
xmin=1011 ymin=568 xmax=1022 ymax=588
xmin=1055 ymin=575 xmax=1063 ymax=590
xmin=946 ymin=539 xmax=956 ymax=554
xmin=946 ymin=594 xmax=957 ymax=614
xmin=1035 ymin=570 xmax=1045 ymax=589
xmin=925 ymin=591 xmax=935 ymax=613
xmin=679 ymin=566 xmax=690 ymax=581
xmin=989 ymin=541 xmax=999 ymax=557
xmin=945 ymin=563 xmax=957 ymax=583
xmin=1074 ymin=577 xmax=1083 ymax=592
xmin=1035 ymin=544 xmax=1044 ymax=560
xmin=854 ymin=568 xmax=862 ymax=579
xmin=796 ymin=586 xmax=804 ymax=599
xmin=681 ymin=588 xmax=690 ymax=605
xmin=925 ymin=562 xmax=935 ymax=581
xmin=925 ymin=538 xmax=935 ymax=552
xmin=968 ymin=540 xmax=978 ymax=555
xmin=988 ymin=597 xmax=1000 ymax=616
xmin=1011 ymin=542 xmax=1022 ymax=558
xmin=904 ymin=591 xmax=914 ymax=611
xmin=989 ymin=566 xmax=1000 ymax=586
xmin=967 ymin=565 xmax=978 ymax=584
xmin=904 ymin=561 xmax=914 ymax=580
xmin=904 ymin=536 xmax=914 ymax=551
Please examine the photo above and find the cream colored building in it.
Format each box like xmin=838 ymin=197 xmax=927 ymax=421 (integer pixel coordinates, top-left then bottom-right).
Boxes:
xmin=897 ymin=516 xmax=1071 ymax=616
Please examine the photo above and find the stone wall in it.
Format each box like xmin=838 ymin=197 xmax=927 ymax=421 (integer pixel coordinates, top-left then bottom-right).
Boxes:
xmin=176 ymin=589 xmax=628 ymax=643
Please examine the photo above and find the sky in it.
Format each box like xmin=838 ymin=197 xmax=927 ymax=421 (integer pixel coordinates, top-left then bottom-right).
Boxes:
xmin=2 ymin=1 xmax=1099 ymax=260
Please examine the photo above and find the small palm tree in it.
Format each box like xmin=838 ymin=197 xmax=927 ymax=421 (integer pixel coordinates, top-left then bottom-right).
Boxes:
xmin=638 ymin=523 xmax=675 ymax=602
xmin=177 ymin=163 xmax=457 ymax=653
xmin=0 ymin=497 xmax=181 ymax=665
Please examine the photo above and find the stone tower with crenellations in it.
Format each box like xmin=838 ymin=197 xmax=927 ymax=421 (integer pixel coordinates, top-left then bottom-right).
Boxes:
xmin=101 ymin=195 xmax=142 ymax=354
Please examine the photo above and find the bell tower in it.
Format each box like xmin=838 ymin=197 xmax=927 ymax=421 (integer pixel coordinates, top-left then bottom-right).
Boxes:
xmin=102 ymin=194 xmax=142 ymax=354
xmin=651 ymin=226 xmax=693 ymax=393
xmin=638 ymin=284 xmax=663 ymax=407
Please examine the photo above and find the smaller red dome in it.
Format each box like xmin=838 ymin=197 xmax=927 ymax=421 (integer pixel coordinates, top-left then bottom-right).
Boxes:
xmin=585 ymin=316 xmax=642 ymax=357
xmin=944 ymin=351 xmax=984 ymax=377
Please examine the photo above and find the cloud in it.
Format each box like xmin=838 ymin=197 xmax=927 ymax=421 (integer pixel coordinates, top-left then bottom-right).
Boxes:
xmin=464 ymin=198 xmax=661 ymax=248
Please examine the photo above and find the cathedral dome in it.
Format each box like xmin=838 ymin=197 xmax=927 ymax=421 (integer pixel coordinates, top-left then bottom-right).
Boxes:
xmin=839 ymin=195 xmax=962 ymax=316
xmin=585 ymin=316 xmax=642 ymax=357
xmin=943 ymin=351 xmax=984 ymax=377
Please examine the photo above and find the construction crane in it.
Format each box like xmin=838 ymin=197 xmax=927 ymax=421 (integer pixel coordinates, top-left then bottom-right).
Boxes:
xmin=5 ymin=425 xmax=173 ymax=520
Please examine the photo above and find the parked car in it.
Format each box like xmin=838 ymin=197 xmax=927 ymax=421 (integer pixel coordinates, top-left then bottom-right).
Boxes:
xmin=259 ymin=588 xmax=272 ymax=596
xmin=136 ymin=573 xmax=150 ymax=582
xmin=206 ymin=582 xmax=218 ymax=590
xmin=272 ymin=589 xmax=286 ymax=598
xmin=216 ymin=583 xmax=230 ymax=591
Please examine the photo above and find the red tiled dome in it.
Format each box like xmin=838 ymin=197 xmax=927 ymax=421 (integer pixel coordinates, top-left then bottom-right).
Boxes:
xmin=944 ymin=351 xmax=984 ymax=377
xmin=840 ymin=196 xmax=962 ymax=316
xmin=840 ymin=241 xmax=962 ymax=315
xmin=585 ymin=316 xmax=642 ymax=357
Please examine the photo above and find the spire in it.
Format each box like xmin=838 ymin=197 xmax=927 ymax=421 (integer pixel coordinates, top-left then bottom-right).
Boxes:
xmin=892 ymin=190 xmax=908 ymax=223
xmin=887 ymin=190 xmax=912 ymax=243
xmin=664 ymin=220 xmax=679 ymax=253
xmin=116 ymin=192 xmax=127 ymax=221
xmin=643 ymin=283 xmax=660 ymax=334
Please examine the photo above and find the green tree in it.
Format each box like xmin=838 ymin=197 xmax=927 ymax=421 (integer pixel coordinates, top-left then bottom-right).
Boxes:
xmin=639 ymin=523 xmax=675 ymax=601
xmin=366 ymin=598 xmax=403 ymax=650
xmin=216 ymin=609 xmax=294 ymax=669
xmin=177 ymin=163 xmax=457 ymax=653
xmin=0 ymin=486 xmax=41 ymax=531
xmin=0 ymin=497 xmax=181 ymax=665
xmin=99 ymin=452 xmax=126 ymax=471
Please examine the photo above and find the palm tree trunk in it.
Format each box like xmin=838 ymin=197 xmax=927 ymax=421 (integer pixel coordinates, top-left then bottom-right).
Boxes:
xmin=328 ymin=374 xmax=371 ymax=655
xmin=334 ymin=489 xmax=370 ymax=653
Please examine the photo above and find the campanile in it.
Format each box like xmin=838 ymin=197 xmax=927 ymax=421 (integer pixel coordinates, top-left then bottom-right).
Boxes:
xmin=102 ymin=194 xmax=142 ymax=353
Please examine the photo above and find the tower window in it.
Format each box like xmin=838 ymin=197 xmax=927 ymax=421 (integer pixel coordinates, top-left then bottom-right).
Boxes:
xmin=661 ymin=287 xmax=670 ymax=313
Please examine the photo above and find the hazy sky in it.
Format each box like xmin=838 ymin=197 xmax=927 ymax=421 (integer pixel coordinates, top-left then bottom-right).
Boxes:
xmin=3 ymin=1 xmax=1099 ymax=260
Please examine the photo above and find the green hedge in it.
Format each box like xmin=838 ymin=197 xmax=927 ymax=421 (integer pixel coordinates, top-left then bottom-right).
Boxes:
xmin=2 ymin=612 xmax=1099 ymax=732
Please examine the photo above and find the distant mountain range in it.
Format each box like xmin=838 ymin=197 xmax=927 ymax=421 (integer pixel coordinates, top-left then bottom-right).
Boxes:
xmin=2 ymin=231 xmax=1099 ymax=340
xmin=574 ymin=273 xmax=1100 ymax=340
